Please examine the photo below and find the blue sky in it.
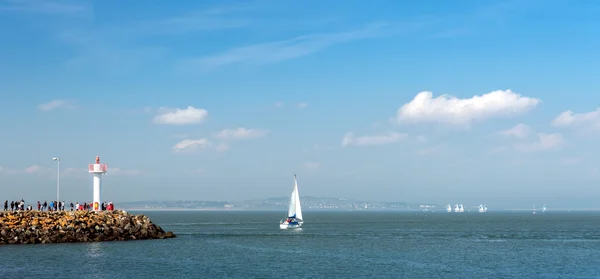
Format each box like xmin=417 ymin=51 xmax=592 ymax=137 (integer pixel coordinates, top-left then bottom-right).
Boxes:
xmin=1 ymin=0 xmax=599 ymax=208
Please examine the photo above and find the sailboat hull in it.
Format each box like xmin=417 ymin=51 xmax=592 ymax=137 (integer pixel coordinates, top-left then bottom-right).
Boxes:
xmin=280 ymin=222 xmax=303 ymax=229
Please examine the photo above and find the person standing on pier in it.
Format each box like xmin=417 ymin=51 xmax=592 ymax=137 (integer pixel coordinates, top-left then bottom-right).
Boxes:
xmin=3 ymin=200 xmax=7 ymax=211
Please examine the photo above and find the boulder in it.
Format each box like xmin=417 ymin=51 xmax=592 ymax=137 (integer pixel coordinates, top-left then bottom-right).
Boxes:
xmin=0 ymin=210 xmax=176 ymax=245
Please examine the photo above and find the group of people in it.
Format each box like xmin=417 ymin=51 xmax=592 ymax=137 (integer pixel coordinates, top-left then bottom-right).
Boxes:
xmin=3 ymin=199 xmax=116 ymax=212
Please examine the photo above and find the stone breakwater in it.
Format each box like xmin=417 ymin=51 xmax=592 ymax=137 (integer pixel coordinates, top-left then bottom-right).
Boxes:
xmin=0 ymin=210 xmax=176 ymax=244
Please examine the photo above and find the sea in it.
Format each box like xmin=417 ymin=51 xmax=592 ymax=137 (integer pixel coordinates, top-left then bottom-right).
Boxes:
xmin=2 ymin=210 xmax=600 ymax=278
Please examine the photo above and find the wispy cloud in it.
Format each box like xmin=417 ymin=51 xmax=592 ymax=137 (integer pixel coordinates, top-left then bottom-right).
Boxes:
xmin=57 ymin=27 xmax=166 ymax=74
xmin=341 ymin=131 xmax=408 ymax=147
xmin=0 ymin=164 xmax=53 ymax=176
xmin=50 ymin=3 xmax=263 ymax=74
xmin=513 ymin=133 xmax=566 ymax=152
xmin=180 ymin=22 xmax=413 ymax=71
xmin=431 ymin=0 xmax=545 ymax=38
xmin=0 ymin=0 xmax=90 ymax=16
xmin=304 ymin=162 xmax=320 ymax=169
xmin=126 ymin=5 xmax=254 ymax=36
xmin=499 ymin=123 xmax=531 ymax=139
xmin=38 ymin=99 xmax=73 ymax=111
xmin=212 ymin=128 xmax=269 ymax=140
xmin=415 ymin=145 xmax=444 ymax=156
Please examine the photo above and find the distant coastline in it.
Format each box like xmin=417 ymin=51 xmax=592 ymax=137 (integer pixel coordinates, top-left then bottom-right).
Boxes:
xmin=123 ymin=208 xmax=600 ymax=212
xmin=114 ymin=197 xmax=599 ymax=212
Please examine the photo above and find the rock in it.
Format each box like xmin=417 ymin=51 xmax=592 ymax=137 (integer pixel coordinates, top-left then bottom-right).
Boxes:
xmin=0 ymin=210 xmax=176 ymax=245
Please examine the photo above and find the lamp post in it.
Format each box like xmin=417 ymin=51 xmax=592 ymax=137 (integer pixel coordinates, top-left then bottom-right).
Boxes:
xmin=52 ymin=157 xmax=60 ymax=211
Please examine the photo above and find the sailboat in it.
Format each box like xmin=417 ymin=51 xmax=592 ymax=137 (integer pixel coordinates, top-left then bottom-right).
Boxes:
xmin=542 ymin=204 xmax=547 ymax=213
xmin=280 ymin=174 xmax=303 ymax=229
xmin=446 ymin=204 xmax=452 ymax=212
xmin=533 ymin=204 xmax=537 ymax=215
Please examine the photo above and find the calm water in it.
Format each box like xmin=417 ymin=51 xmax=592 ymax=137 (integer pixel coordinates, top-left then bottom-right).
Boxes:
xmin=2 ymin=211 xmax=600 ymax=278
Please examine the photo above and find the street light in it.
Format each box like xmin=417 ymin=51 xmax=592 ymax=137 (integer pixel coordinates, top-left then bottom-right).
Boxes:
xmin=52 ymin=157 xmax=60 ymax=211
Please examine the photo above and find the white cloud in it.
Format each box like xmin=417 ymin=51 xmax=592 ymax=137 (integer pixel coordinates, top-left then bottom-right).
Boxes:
xmin=0 ymin=165 xmax=53 ymax=175
xmin=552 ymin=108 xmax=600 ymax=131
xmin=153 ymin=106 xmax=208 ymax=125
xmin=514 ymin=133 xmax=565 ymax=152
xmin=274 ymin=101 xmax=284 ymax=108
xmin=63 ymin=167 xmax=86 ymax=176
xmin=172 ymin=138 xmax=231 ymax=153
xmin=560 ymin=157 xmax=582 ymax=166
xmin=415 ymin=135 xmax=427 ymax=143
xmin=38 ymin=99 xmax=71 ymax=111
xmin=173 ymin=138 xmax=212 ymax=152
xmin=499 ymin=123 xmax=531 ymax=139
xmin=0 ymin=166 xmax=17 ymax=175
xmin=110 ymin=168 xmax=143 ymax=175
xmin=24 ymin=165 xmax=42 ymax=173
xmin=341 ymin=132 xmax=408 ymax=147
xmin=591 ymin=167 xmax=600 ymax=178
xmin=304 ymin=162 xmax=320 ymax=169
xmin=214 ymin=143 xmax=230 ymax=152
xmin=396 ymin=90 xmax=540 ymax=125
xmin=297 ymin=102 xmax=308 ymax=109
xmin=415 ymin=146 xmax=443 ymax=156
xmin=302 ymin=144 xmax=335 ymax=153
xmin=213 ymin=128 xmax=269 ymax=140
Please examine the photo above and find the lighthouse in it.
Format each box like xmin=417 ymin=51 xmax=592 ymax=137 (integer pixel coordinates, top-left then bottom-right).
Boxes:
xmin=88 ymin=156 xmax=108 ymax=211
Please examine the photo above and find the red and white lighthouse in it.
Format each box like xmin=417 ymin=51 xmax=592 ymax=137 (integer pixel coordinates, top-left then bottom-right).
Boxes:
xmin=88 ymin=156 xmax=107 ymax=211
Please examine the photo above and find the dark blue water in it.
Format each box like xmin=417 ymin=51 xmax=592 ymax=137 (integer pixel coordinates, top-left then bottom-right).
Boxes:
xmin=2 ymin=211 xmax=600 ymax=278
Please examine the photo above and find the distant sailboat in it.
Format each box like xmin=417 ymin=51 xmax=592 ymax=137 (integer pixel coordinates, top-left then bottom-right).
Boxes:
xmin=446 ymin=204 xmax=452 ymax=212
xmin=542 ymin=204 xmax=547 ymax=213
xmin=454 ymin=204 xmax=460 ymax=212
xmin=280 ymin=174 xmax=303 ymax=229
xmin=458 ymin=204 xmax=464 ymax=212
xmin=484 ymin=204 xmax=488 ymax=212
xmin=533 ymin=204 xmax=537 ymax=215
xmin=478 ymin=204 xmax=488 ymax=213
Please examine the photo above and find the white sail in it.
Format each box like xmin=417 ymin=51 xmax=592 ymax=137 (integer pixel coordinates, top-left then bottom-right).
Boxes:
xmin=446 ymin=204 xmax=452 ymax=212
xmin=286 ymin=175 xmax=303 ymax=221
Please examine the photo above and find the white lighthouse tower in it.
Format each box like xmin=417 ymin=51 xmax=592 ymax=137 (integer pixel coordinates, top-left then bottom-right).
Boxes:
xmin=88 ymin=156 xmax=107 ymax=211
